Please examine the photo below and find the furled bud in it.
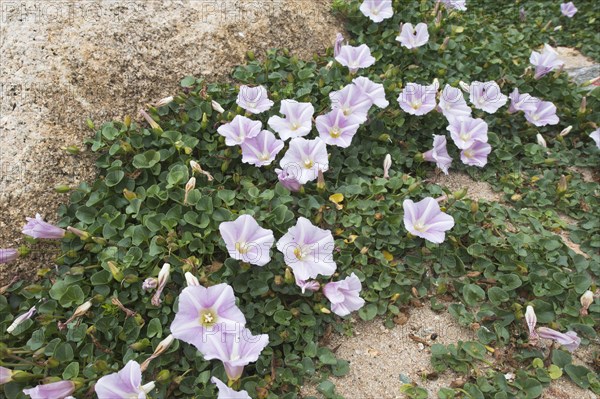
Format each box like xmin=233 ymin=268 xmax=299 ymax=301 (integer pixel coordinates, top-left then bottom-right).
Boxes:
xmin=557 ymin=175 xmax=568 ymax=195
xmin=72 ymin=300 xmax=92 ymax=319
xmin=579 ymin=96 xmax=587 ymax=115
xmin=151 ymin=263 xmax=171 ymax=307
xmin=142 ymin=278 xmax=158 ymax=291
xmin=525 ymin=305 xmax=538 ymax=340
xmin=123 ymin=189 xmax=137 ymax=201
xmin=536 ymin=134 xmax=547 ymax=148
xmin=7 ymin=306 xmax=36 ymax=333
xmin=139 ymin=109 xmax=163 ymax=133
xmin=67 ymin=226 xmax=91 ymax=241
xmin=184 ymin=272 xmax=200 ymax=287
xmin=155 ymin=96 xmax=174 ymax=107
xmin=141 ymin=334 xmax=175 ymax=371
xmin=316 ymin=169 xmax=326 ymax=192
xmin=459 ymin=81 xmax=470 ymax=93
xmin=184 ymin=177 xmax=196 ymax=205
xmin=439 ymin=36 xmax=450 ymax=52
xmin=559 ymin=126 xmax=572 ymax=137
xmin=580 ymin=290 xmax=594 ymax=316
xmin=383 ymin=154 xmax=392 ymax=179
xmin=211 ymin=100 xmax=225 ymax=114
xmin=107 ymin=261 xmax=124 ymax=282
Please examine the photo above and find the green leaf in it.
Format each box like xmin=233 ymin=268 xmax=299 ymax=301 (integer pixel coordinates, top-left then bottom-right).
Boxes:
xmin=59 ymin=285 xmax=85 ymax=307
xmin=62 ymin=362 xmax=79 ymax=379
xmin=132 ymin=150 xmax=160 ymax=169
xmin=462 ymin=284 xmax=486 ymax=307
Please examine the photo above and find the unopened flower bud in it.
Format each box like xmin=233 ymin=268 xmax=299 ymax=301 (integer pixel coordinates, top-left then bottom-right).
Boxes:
xmin=470 ymin=200 xmax=479 ymax=214
xmin=559 ymin=126 xmax=572 ymax=137
xmin=73 ymin=300 xmax=92 ymax=318
xmin=7 ymin=306 xmax=36 ymax=333
xmin=139 ymin=109 xmax=163 ymax=133
xmin=383 ymin=154 xmax=392 ymax=179
xmin=184 ymin=272 xmax=200 ymax=287
xmin=155 ymin=96 xmax=174 ymax=107
xmin=107 ymin=261 xmax=124 ymax=282
xmin=579 ymin=96 xmax=587 ymax=115
xmin=536 ymin=134 xmax=547 ymax=148
xmin=201 ymin=113 xmax=209 ymax=130
xmin=435 ymin=10 xmax=442 ymax=27
xmin=67 ymin=226 xmax=91 ymax=241
xmin=156 ymin=370 xmax=171 ymax=383
xmin=320 ymin=307 xmax=331 ymax=314
xmin=130 ymin=338 xmax=151 ymax=351
xmin=439 ymin=36 xmax=450 ymax=52
xmin=54 ymin=184 xmax=72 ymax=193
xmin=325 ymin=60 xmax=334 ymax=70
xmin=459 ymin=81 xmax=470 ymax=92
xmin=557 ymin=175 xmax=568 ymax=195
xmin=151 ymin=263 xmax=170 ymax=307
xmin=64 ymin=145 xmax=81 ymax=155
xmin=552 ymin=64 xmax=564 ymax=78
xmin=211 ymin=100 xmax=225 ymax=113
xmin=124 ymin=115 xmax=132 ymax=128
xmin=284 ymin=268 xmax=294 ymax=284
xmin=86 ymin=119 xmax=95 ymax=130
xmin=184 ymin=177 xmax=196 ymax=205
xmin=453 ymin=188 xmax=468 ymax=200
xmin=580 ymin=290 xmax=594 ymax=316
xmin=316 ymin=169 xmax=326 ymax=191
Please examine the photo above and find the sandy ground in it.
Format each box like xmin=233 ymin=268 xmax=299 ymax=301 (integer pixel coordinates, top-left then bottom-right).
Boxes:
xmin=0 ymin=2 xmax=596 ymax=398
xmin=0 ymin=0 xmax=343 ymax=282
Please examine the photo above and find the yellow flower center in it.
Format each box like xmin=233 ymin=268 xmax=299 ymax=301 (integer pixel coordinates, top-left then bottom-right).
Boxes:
xmin=235 ymin=241 xmax=249 ymax=254
xmin=330 ymin=127 xmax=342 ymax=138
xmin=411 ymin=101 xmax=422 ymax=110
xmin=413 ymin=221 xmax=427 ymax=232
xmin=294 ymin=246 xmax=307 ymax=260
xmin=304 ymin=159 xmax=314 ymax=169
xmin=291 ymin=122 xmax=301 ymax=131
xmin=464 ymin=150 xmax=474 ymax=159
xmin=199 ymin=309 xmax=217 ymax=327
xmin=460 ymin=132 xmax=470 ymax=142
xmin=259 ymin=152 xmax=271 ymax=161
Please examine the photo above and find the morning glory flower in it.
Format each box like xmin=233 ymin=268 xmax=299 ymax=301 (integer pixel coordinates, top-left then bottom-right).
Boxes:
xmin=441 ymin=0 xmax=467 ymax=11
xmin=447 ymin=117 xmax=488 ymax=150
xmin=202 ymin=328 xmax=269 ymax=382
xmin=530 ymin=44 xmax=564 ymax=80
xmin=142 ymin=278 xmax=157 ymax=291
xmin=524 ymin=101 xmax=560 ymax=126
xmin=170 ymin=284 xmax=246 ymax=351
xmin=590 ymin=129 xmax=600 ymax=148
xmin=236 ymin=85 xmax=274 ymax=114
xmin=423 ymin=135 xmax=453 ymax=175
xmin=295 ymin=276 xmax=320 ymax=294
xmin=95 ymin=360 xmax=155 ymax=399
xmin=438 ymin=85 xmax=472 ymax=122
xmin=398 ymin=81 xmax=439 ymax=116
xmin=468 ymin=81 xmax=507 ymax=113
xmin=267 ymin=100 xmax=315 ymax=141
xmin=0 ymin=248 xmax=18 ymax=264
xmin=460 ymin=141 xmax=492 ymax=168
xmin=219 ymin=215 xmax=275 ymax=266
xmin=525 ymin=305 xmax=538 ymax=340
xmin=352 ymin=76 xmax=389 ymax=108
xmin=537 ymin=327 xmax=581 ymax=352
xmin=403 ymin=197 xmax=455 ymax=244
xmin=7 ymin=305 xmax=36 ymax=333
xmin=359 ymin=0 xmax=394 ymax=23
xmin=396 ymin=23 xmax=429 ymax=49
xmin=22 ymin=214 xmax=66 ymax=239
xmin=279 ymin=137 xmax=329 ymax=185
xmin=316 ymin=109 xmax=362 ymax=148
xmin=560 ymin=2 xmax=577 ymax=17
xmin=335 ymin=44 xmax=376 ymax=74
xmin=0 ymin=366 xmax=12 ymax=385
xmin=508 ymin=88 xmax=540 ymax=114
xmin=276 ymin=217 xmax=336 ymax=281
xmin=240 ymin=130 xmax=284 ymax=167
xmin=211 ymin=376 xmax=251 ymax=399
xmin=23 ymin=381 xmax=77 ymax=399
xmin=217 ymin=115 xmax=262 ymax=146
xmin=330 ymin=83 xmax=373 ymax=122
xmin=323 ymin=273 xmax=365 ymax=317
xmin=275 ymin=168 xmax=303 ymax=192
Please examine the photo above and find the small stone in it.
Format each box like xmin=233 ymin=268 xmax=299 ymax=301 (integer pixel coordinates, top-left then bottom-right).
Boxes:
xmin=417 ymin=343 xmax=424 ymax=350
xmin=399 ymin=373 xmax=411 ymax=384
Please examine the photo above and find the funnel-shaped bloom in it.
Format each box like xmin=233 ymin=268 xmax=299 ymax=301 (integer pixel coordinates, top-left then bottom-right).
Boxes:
xmin=359 ymin=0 xmax=394 ymax=23
xmin=330 ymin=83 xmax=373 ymax=122
xmin=240 ymin=130 xmax=284 ymax=167
xmin=591 ymin=129 xmax=600 ymax=149
xmin=423 ymin=135 xmax=452 ymax=175
xmin=219 ymin=215 xmax=275 ymax=266
xmin=438 ymin=85 xmax=472 ymax=122
xmin=267 ymin=100 xmax=315 ymax=141
xmin=530 ymin=44 xmax=564 ymax=79
xmin=396 ymin=22 xmax=429 ymax=49
xmin=398 ymin=81 xmax=438 ymax=116
xmin=524 ymin=101 xmax=559 ymax=126
xmin=508 ymin=88 xmax=540 ymax=114
xmin=447 ymin=117 xmax=488 ymax=149
xmin=441 ymin=0 xmax=467 ymax=11
xmin=403 ymin=197 xmax=455 ymax=244
xmin=323 ymin=273 xmax=365 ymax=317
xmin=22 ymin=214 xmax=66 ymax=239
xmin=202 ymin=328 xmax=269 ymax=381
xmin=316 ymin=109 xmax=362 ymax=148
xmin=560 ymin=2 xmax=577 ymax=17
xmin=335 ymin=44 xmax=376 ymax=74
xmin=23 ymin=381 xmax=76 ymax=399
xmin=0 ymin=248 xmax=18 ymax=264
xmin=525 ymin=306 xmax=538 ymax=340
xmin=0 ymin=366 xmax=12 ymax=385
xmin=170 ymin=284 xmax=246 ymax=351
xmin=217 ymin=115 xmax=262 ymax=146
xmin=212 ymin=376 xmax=251 ymax=399
xmin=95 ymin=361 xmax=155 ymax=399
xmin=537 ymin=327 xmax=581 ymax=352
xmin=279 ymin=137 xmax=329 ymax=185
xmin=468 ymin=81 xmax=507 ymax=113
xmin=275 ymin=168 xmax=302 ymax=192
xmin=276 ymin=217 xmax=336 ymax=280
xmin=460 ymin=141 xmax=492 ymax=167
xmin=352 ymin=77 xmax=389 ymax=108
xmin=236 ymin=85 xmax=274 ymax=114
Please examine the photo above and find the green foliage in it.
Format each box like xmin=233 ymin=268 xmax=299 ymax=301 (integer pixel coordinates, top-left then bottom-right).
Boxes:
xmin=1 ymin=1 xmax=599 ymax=398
